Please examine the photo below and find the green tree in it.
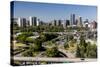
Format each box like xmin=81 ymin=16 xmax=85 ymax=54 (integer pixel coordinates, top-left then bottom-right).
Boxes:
xmin=34 ymin=38 xmax=43 ymax=51
xmin=64 ymin=43 xmax=69 ymax=49
xmin=76 ymin=45 xmax=81 ymax=57
xmin=22 ymin=45 xmax=35 ymax=57
xmin=25 ymin=37 xmax=34 ymax=43
xmin=86 ymin=43 xmax=97 ymax=58
xmin=46 ymin=47 xmax=59 ymax=57
xmin=76 ymin=37 xmax=97 ymax=58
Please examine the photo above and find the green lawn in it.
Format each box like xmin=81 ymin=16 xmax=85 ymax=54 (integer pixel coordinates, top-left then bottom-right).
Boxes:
xmin=15 ymin=43 xmax=26 ymax=47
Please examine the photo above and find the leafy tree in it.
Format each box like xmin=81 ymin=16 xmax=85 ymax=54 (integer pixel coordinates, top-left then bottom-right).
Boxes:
xmin=25 ymin=37 xmax=34 ymax=43
xmin=86 ymin=43 xmax=97 ymax=58
xmin=68 ymin=35 xmax=73 ymax=41
xmin=16 ymin=34 xmax=27 ymax=43
xmin=22 ymin=45 xmax=35 ymax=57
xmin=46 ymin=47 xmax=59 ymax=57
xmin=64 ymin=43 xmax=69 ymax=49
xmin=22 ymin=50 xmax=34 ymax=57
xmin=33 ymin=38 xmax=44 ymax=51
xmin=76 ymin=36 xmax=97 ymax=58
xmin=76 ymin=45 xmax=81 ymax=57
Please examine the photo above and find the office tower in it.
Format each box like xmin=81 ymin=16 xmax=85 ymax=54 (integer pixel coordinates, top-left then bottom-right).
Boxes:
xmin=77 ymin=16 xmax=83 ymax=27
xmin=27 ymin=20 xmax=30 ymax=27
xmin=57 ymin=20 xmax=62 ymax=26
xmin=76 ymin=19 xmax=78 ymax=25
xmin=33 ymin=17 xmax=37 ymax=26
xmin=37 ymin=19 xmax=40 ymax=26
xmin=29 ymin=16 xmax=32 ymax=26
xmin=52 ymin=20 xmax=62 ymax=26
xmin=52 ymin=20 xmax=57 ymax=26
xmin=29 ymin=16 xmax=39 ymax=26
xmin=66 ymin=20 xmax=70 ymax=26
xmin=64 ymin=20 xmax=70 ymax=26
xmin=62 ymin=20 xmax=70 ymax=29
xmin=62 ymin=20 xmax=66 ymax=29
xmin=17 ymin=18 xmax=27 ymax=27
xmin=17 ymin=17 xmax=21 ymax=27
xmin=20 ymin=18 xmax=27 ymax=27
xmin=70 ymin=14 xmax=76 ymax=26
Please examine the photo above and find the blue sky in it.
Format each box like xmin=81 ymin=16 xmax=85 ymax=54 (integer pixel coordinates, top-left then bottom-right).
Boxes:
xmin=12 ymin=1 xmax=97 ymax=22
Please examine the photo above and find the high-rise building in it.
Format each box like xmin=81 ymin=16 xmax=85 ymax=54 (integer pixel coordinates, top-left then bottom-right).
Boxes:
xmin=20 ymin=18 xmax=27 ymax=27
xmin=52 ymin=20 xmax=57 ymax=26
xmin=26 ymin=20 xmax=30 ymax=27
xmin=70 ymin=14 xmax=76 ymax=26
xmin=52 ymin=19 xmax=62 ymax=26
xmin=17 ymin=17 xmax=28 ymax=27
xmin=29 ymin=16 xmax=32 ymax=26
xmin=66 ymin=20 xmax=70 ymax=26
xmin=75 ymin=19 xmax=78 ymax=25
xmin=57 ymin=20 xmax=62 ymax=26
xmin=63 ymin=20 xmax=70 ymax=27
xmin=61 ymin=20 xmax=71 ymax=29
xmin=77 ymin=16 xmax=83 ymax=27
xmin=29 ymin=16 xmax=39 ymax=26
xmin=17 ymin=17 xmax=21 ymax=27
xmin=62 ymin=20 xmax=66 ymax=29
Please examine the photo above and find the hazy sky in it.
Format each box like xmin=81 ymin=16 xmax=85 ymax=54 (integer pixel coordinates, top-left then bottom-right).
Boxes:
xmin=12 ymin=1 xmax=97 ymax=22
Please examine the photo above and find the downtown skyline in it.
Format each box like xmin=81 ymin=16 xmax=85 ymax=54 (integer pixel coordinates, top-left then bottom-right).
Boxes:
xmin=12 ymin=1 xmax=97 ymax=22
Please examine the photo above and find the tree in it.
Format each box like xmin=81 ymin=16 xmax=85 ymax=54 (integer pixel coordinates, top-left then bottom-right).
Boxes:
xmin=76 ymin=36 xmax=86 ymax=58
xmin=76 ymin=36 xmax=97 ymax=58
xmin=25 ymin=37 xmax=34 ymax=43
xmin=46 ymin=47 xmax=59 ymax=57
xmin=64 ymin=43 xmax=69 ymax=49
xmin=22 ymin=50 xmax=34 ymax=57
xmin=16 ymin=34 xmax=27 ymax=43
xmin=76 ymin=45 xmax=81 ymax=57
xmin=79 ymin=35 xmax=86 ymax=46
xmin=68 ymin=35 xmax=73 ymax=41
xmin=86 ymin=43 xmax=97 ymax=58
xmin=22 ymin=45 xmax=35 ymax=57
xmin=34 ymin=38 xmax=43 ymax=51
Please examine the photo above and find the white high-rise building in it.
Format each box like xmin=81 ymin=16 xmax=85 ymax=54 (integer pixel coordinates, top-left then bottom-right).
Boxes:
xmin=29 ymin=16 xmax=33 ymax=26
xmin=37 ymin=19 xmax=40 ymax=26
xmin=17 ymin=17 xmax=27 ymax=27
xmin=29 ymin=16 xmax=39 ymax=26
xmin=17 ymin=17 xmax=21 ymax=27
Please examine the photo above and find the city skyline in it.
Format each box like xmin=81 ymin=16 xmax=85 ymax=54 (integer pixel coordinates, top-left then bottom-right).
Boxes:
xmin=13 ymin=1 xmax=97 ymax=22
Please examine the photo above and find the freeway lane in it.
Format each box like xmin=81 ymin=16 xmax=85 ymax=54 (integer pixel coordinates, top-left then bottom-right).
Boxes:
xmin=13 ymin=57 xmax=97 ymax=62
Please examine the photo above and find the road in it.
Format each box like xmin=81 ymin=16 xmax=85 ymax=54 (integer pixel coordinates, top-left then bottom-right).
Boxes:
xmin=13 ymin=57 xmax=97 ymax=62
xmin=58 ymin=49 xmax=75 ymax=58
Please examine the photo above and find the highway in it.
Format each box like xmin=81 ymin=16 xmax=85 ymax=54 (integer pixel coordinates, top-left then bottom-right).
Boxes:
xmin=58 ymin=49 xmax=75 ymax=58
xmin=13 ymin=57 xmax=97 ymax=62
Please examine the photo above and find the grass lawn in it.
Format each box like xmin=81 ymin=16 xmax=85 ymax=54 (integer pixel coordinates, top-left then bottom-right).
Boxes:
xmin=14 ymin=43 xmax=26 ymax=47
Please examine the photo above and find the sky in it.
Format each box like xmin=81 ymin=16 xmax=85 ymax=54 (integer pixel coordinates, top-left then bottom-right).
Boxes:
xmin=12 ymin=1 xmax=97 ymax=22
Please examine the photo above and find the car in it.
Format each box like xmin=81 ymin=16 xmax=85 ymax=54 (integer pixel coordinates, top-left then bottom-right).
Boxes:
xmin=81 ymin=58 xmax=85 ymax=61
